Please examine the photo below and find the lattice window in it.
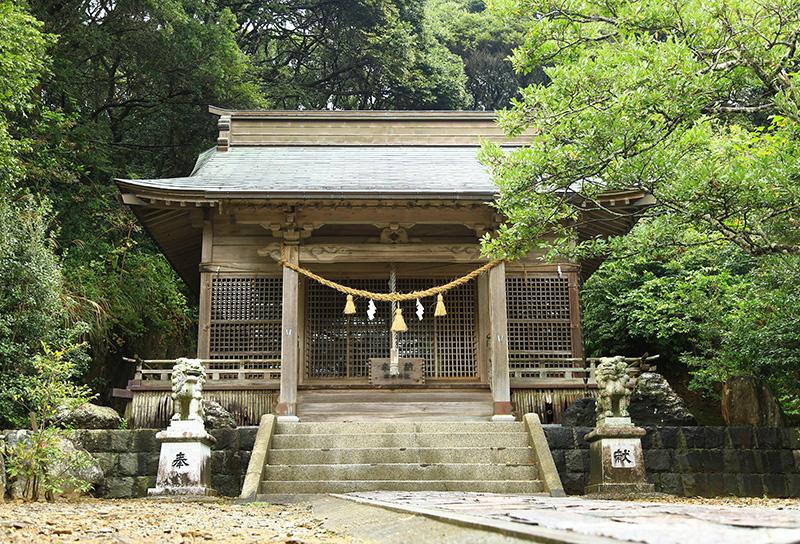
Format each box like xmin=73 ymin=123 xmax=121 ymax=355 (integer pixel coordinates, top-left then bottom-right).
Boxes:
xmin=209 ymin=276 xmax=282 ymax=360
xmin=505 ymin=275 xmax=575 ymax=375
xmin=304 ymin=278 xmax=477 ymax=380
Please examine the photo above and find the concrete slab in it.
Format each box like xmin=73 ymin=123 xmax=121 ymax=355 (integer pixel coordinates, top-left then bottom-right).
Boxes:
xmin=264 ymin=494 xmax=537 ymax=544
xmin=336 ymin=492 xmax=800 ymax=544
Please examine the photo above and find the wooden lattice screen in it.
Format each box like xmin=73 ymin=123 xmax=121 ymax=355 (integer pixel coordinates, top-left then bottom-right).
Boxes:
xmin=209 ymin=276 xmax=282 ymax=362
xmin=505 ymin=275 xmax=576 ymax=377
xmin=304 ymin=278 xmax=477 ymax=380
xmin=396 ymin=279 xmax=477 ymax=379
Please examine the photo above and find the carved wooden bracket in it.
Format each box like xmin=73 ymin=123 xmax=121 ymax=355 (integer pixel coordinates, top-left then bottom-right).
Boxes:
xmin=378 ymin=224 xmax=410 ymax=244
xmin=260 ymin=209 xmax=316 ymax=243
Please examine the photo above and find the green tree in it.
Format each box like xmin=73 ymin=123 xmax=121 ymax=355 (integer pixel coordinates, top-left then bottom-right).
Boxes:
xmin=0 ymin=0 xmax=52 ymax=183
xmin=482 ymin=0 xmax=800 ymax=260
xmin=21 ymin=0 xmax=265 ymax=396
xmin=223 ymin=0 xmax=470 ymax=109
xmin=426 ymin=0 xmax=543 ymax=109
xmin=0 ymin=1 xmax=87 ymax=426
xmin=483 ymin=0 xmax=800 ymax=407
xmin=583 ymin=219 xmax=799 ymax=413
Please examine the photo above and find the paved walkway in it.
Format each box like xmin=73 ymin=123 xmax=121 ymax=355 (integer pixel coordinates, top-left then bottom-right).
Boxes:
xmin=336 ymin=492 xmax=800 ymax=544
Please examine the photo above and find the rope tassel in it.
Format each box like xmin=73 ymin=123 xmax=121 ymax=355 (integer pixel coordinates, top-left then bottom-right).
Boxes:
xmin=391 ymin=308 xmax=408 ymax=332
xmin=434 ymin=293 xmax=447 ymax=317
xmin=343 ymin=294 xmax=356 ymax=315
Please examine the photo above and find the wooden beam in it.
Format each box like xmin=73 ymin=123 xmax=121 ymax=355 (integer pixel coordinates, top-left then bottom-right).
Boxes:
xmin=488 ymin=262 xmax=513 ymax=420
xmin=235 ymin=204 xmax=497 ymax=227
xmin=277 ymin=244 xmax=300 ymax=419
xmin=259 ymin=243 xmax=486 ymax=263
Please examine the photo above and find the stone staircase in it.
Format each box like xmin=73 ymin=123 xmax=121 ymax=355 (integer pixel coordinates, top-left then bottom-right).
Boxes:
xmin=257 ymin=421 xmax=545 ymax=494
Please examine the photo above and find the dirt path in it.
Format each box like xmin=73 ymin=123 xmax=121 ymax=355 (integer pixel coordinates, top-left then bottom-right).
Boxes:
xmin=0 ymin=498 xmax=350 ymax=543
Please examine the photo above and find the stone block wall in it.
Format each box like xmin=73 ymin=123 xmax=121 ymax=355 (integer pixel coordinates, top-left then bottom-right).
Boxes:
xmin=544 ymin=425 xmax=800 ymax=497
xmin=72 ymin=427 xmax=257 ymax=498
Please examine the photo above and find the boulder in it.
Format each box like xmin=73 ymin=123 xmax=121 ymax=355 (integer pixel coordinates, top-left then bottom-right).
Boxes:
xmin=55 ymin=403 xmax=122 ymax=429
xmin=562 ymin=397 xmax=597 ymax=427
xmin=628 ymin=372 xmax=696 ymax=426
xmin=202 ymin=399 xmax=236 ymax=429
xmin=562 ymin=373 xmax=696 ymax=427
xmin=51 ymin=436 xmax=105 ymax=496
xmin=3 ymin=431 xmax=103 ymax=499
xmin=722 ymin=376 xmax=786 ymax=427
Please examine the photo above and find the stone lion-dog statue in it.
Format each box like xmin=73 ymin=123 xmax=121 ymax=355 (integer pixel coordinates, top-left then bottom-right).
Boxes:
xmin=171 ymin=358 xmax=206 ymax=422
xmin=595 ymin=355 xmax=632 ymax=421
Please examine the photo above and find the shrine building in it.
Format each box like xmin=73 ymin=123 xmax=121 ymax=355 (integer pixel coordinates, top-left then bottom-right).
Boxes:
xmin=115 ymin=107 xmax=650 ymax=427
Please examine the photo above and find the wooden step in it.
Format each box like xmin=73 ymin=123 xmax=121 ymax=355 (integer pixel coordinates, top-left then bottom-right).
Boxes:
xmin=297 ymin=388 xmax=493 ymax=422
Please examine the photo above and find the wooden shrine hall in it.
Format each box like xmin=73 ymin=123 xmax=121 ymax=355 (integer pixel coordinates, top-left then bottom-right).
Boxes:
xmin=115 ymin=107 xmax=651 ymax=427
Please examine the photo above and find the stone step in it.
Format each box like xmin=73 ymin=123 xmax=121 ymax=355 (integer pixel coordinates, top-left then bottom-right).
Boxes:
xmin=276 ymin=421 xmax=525 ymax=435
xmin=271 ymin=432 xmax=530 ymax=450
xmin=263 ymin=463 xmax=539 ymax=481
xmin=259 ymin=479 xmax=545 ymax=494
xmin=268 ymin=446 xmax=536 ymax=465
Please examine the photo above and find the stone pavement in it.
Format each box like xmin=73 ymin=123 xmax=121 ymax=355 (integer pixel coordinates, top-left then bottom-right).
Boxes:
xmin=337 ymin=492 xmax=800 ymax=544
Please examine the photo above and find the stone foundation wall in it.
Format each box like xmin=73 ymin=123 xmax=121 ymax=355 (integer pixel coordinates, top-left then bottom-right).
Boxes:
xmin=72 ymin=427 xmax=257 ymax=498
xmin=544 ymin=425 xmax=800 ymax=497
xmin=69 ymin=425 xmax=800 ymax=499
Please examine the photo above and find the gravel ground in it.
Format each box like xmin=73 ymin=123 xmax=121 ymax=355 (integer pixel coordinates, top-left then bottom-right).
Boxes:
xmin=2 ymin=495 xmax=799 ymax=544
xmin=0 ymin=498 xmax=351 ymax=543
xmin=620 ymin=496 xmax=800 ymax=509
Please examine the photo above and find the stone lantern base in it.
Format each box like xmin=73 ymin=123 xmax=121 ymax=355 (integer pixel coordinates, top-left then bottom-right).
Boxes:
xmin=584 ymin=417 xmax=654 ymax=496
xmin=148 ymin=420 xmax=217 ymax=497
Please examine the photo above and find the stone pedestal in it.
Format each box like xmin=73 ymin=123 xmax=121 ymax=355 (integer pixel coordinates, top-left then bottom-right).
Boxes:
xmin=148 ymin=420 xmax=217 ymax=496
xmin=584 ymin=417 xmax=654 ymax=496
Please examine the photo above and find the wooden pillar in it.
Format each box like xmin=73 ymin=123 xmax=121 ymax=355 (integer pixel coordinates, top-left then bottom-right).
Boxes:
xmin=568 ymin=271 xmax=585 ymax=358
xmin=196 ymin=218 xmax=213 ymax=359
xmin=488 ymin=261 xmax=514 ymax=420
xmin=476 ymin=273 xmax=490 ymax=384
xmin=277 ymin=243 xmax=300 ymax=420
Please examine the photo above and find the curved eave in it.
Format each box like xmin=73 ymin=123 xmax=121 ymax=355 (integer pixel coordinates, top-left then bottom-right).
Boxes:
xmin=576 ymin=191 xmax=656 ymax=279
xmin=118 ymin=183 xmax=203 ymax=296
xmin=116 ymin=180 xmax=498 ymax=202
xmin=117 ymin=178 xmax=653 ymax=290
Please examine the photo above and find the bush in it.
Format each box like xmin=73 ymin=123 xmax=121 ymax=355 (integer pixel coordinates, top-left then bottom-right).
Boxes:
xmin=0 ymin=195 xmax=87 ymax=427
xmin=4 ymin=344 xmax=95 ymax=501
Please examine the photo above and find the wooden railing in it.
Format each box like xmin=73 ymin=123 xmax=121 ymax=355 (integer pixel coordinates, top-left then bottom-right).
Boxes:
xmin=509 ymin=355 xmax=658 ymax=387
xmin=123 ymin=357 xmax=281 ymax=386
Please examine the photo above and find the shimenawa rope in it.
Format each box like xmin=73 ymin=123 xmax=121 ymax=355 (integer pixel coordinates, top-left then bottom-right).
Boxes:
xmin=278 ymin=259 xmax=503 ymax=302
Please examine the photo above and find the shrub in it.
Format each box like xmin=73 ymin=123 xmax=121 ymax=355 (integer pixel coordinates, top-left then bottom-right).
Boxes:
xmin=4 ymin=344 xmax=95 ymax=501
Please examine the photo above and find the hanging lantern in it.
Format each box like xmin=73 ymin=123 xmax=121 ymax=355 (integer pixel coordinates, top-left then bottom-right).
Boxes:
xmin=434 ymin=293 xmax=447 ymax=317
xmin=343 ymin=294 xmax=356 ymax=315
xmin=391 ymin=308 xmax=408 ymax=332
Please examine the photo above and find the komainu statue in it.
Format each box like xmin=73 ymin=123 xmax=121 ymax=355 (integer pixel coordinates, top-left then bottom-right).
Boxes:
xmin=171 ymin=358 xmax=206 ymax=422
xmin=595 ymin=356 xmax=632 ymax=421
